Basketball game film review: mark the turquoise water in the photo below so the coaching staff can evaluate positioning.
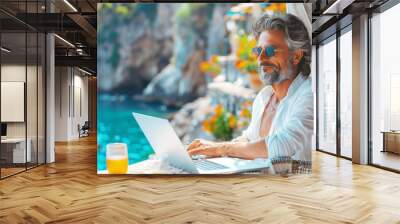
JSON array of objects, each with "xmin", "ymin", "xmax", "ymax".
[{"xmin": 97, "ymin": 95, "xmax": 177, "ymax": 171}]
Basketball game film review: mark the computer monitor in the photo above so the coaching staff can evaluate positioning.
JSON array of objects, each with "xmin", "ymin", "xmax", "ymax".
[{"xmin": 1, "ymin": 123, "xmax": 7, "ymax": 137}]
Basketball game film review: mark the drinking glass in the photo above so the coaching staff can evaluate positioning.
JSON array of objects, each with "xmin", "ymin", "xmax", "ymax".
[{"xmin": 106, "ymin": 143, "xmax": 128, "ymax": 174}]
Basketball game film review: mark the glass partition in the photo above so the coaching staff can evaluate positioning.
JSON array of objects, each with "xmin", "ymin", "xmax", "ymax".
[
  {"xmin": 0, "ymin": 1, "xmax": 46, "ymax": 179},
  {"xmin": 1, "ymin": 30, "xmax": 28, "ymax": 177}
]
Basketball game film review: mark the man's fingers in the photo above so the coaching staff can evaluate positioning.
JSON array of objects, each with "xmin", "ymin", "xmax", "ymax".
[
  {"xmin": 188, "ymin": 146, "xmax": 209, "ymax": 156},
  {"xmin": 187, "ymin": 139, "xmax": 207, "ymax": 151},
  {"xmin": 187, "ymin": 141, "xmax": 202, "ymax": 151},
  {"xmin": 188, "ymin": 145, "xmax": 217, "ymax": 156}
]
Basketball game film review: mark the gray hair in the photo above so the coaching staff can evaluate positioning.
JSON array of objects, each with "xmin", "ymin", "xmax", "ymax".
[{"xmin": 252, "ymin": 13, "xmax": 311, "ymax": 76}]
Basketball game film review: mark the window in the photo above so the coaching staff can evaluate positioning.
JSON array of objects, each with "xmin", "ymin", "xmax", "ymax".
[
  {"xmin": 371, "ymin": 2, "xmax": 400, "ymax": 171},
  {"xmin": 339, "ymin": 28, "xmax": 352, "ymax": 158},
  {"xmin": 317, "ymin": 36, "xmax": 337, "ymax": 154}
]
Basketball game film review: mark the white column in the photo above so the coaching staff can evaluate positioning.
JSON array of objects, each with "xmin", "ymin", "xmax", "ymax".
[
  {"xmin": 45, "ymin": 0, "xmax": 55, "ymax": 163},
  {"xmin": 311, "ymin": 45, "xmax": 317, "ymax": 151},
  {"xmin": 46, "ymin": 32, "xmax": 55, "ymax": 163},
  {"xmin": 352, "ymin": 14, "xmax": 369, "ymax": 164}
]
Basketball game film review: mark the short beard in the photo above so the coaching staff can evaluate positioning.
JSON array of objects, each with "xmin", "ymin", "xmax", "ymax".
[
  {"xmin": 258, "ymin": 56, "xmax": 296, "ymax": 86},
  {"xmin": 258, "ymin": 69, "xmax": 282, "ymax": 86}
]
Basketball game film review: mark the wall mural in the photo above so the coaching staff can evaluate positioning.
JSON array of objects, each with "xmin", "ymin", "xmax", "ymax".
[{"xmin": 97, "ymin": 3, "xmax": 313, "ymax": 175}]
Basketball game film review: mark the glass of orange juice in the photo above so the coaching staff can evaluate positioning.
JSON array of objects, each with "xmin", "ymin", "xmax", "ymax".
[{"xmin": 106, "ymin": 143, "xmax": 128, "ymax": 174}]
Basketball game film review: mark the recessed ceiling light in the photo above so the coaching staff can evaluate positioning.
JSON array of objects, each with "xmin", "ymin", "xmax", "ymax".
[
  {"xmin": 63, "ymin": 0, "xmax": 78, "ymax": 12},
  {"xmin": 323, "ymin": 0, "xmax": 355, "ymax": 15},
  {"xmin": 54, "ymin": 34, "xmax": 75, "ymax": 48},
  {"xmin": 78, "ymin": 67, "xmax": 92, "ymax": 76},
  {"xmin": 1, "ymin": 47, "xmax": 11, "ymax": 53}
]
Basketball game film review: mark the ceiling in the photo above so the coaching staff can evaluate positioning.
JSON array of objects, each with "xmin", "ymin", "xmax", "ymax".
[
  {"xmin": 0, "ymin": 0, "xmax": 97, "ymax": 74},
  {"xmin": 0, "ymin": 0, "xmax": 395, "ymax": 75},
  {"xmin": 311, "ymin": 0, "xmax": 390, "ymax": 44}
]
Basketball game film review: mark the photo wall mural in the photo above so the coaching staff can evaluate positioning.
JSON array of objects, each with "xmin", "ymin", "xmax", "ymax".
[{"xmin": 97, "ymin": 3, "xmax": 313, "ymax": 175}]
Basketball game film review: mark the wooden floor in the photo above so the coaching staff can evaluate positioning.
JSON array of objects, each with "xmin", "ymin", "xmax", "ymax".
[
  {"xmin": 1, "ymin": 167, "xmax": 25, "ymax": 178},
  {"xmin": 372, "ymin": 150, "xmax": 400, "ymax": 171},
  {"xmin": 1, "ymin": 135, "xmax": 400, "ymax": 223}
]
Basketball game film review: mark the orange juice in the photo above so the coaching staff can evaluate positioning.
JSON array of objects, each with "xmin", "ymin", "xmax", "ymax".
[{"xmin": 106, "ymin": 155, "xmax": 128, "ymax": 174}]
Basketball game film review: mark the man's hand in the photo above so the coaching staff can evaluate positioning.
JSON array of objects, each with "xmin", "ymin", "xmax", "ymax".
[
  {"xmin": 187, "ymin": 138, "xmax": 267, "ymax": 160},
  {"xmin": 187, "ymin": 139, "xmax": 227, "ymax": 158}
]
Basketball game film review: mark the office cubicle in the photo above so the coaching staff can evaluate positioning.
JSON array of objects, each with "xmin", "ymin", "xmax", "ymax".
[{"xmin": 0, "ymin": 1, "xmax": 46, "ymax": 179}]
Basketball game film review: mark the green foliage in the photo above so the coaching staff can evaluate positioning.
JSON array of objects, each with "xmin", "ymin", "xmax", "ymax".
[
  {"xmin": 203, "ymin": 105, "xmax": 237, "ymax": 141},
  {"xmin": 213, "ymin": 114, "xmax": 233, "ymax": 141},
  {"xmin": 98, "ymin": 3, "xmax": 113, "ymax": 11},
  {"xmin": 175, "ymin": 4, "xmax": 191, "ymax": 22},
  {"xmin": 115, "ymin": 5, "xmax": 130, "ymax": 16},
  {"xmin": 175, "ymin": 3, "xmax": 209, "ymax": 23}
]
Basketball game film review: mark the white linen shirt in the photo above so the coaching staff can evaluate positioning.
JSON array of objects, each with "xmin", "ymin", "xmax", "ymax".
[{"xmin": 241, "ymin": 73, "xmax": 313, "ymax": 162}]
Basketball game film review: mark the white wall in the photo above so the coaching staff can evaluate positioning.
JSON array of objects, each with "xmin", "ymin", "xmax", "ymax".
[
  {"xmin": 1, "ymin": 65, "xmax": 40, "ymax": 138},
  {"xmin": 1, "ymin": 64, "xmax": 46, "ymax": 164},
  {"xmin": 55, "ymin": 66, "xmax": 69, "ymax": 141},
  {"xmin": 55, "ymin": 67, "xmax": 89, "ymax": 141}
]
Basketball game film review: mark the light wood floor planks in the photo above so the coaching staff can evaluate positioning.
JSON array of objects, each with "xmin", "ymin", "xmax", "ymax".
[{"xmin": 0, "ymin": 135, "xmax": 400, "ymax": 223}]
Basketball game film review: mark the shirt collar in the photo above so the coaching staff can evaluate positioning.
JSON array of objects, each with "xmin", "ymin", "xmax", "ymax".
[
  {"xmin": 259, "ymin": 72, "xmax": 308, "ymax": 105},
  {"xmin": 287, "ymin": 72, "xmax": 308, "ymax": 97}
]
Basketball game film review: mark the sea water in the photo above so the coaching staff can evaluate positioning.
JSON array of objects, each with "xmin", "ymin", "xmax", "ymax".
[{"xmin": 97, "ymin": 94, "xmax": 177, "ymax": 171}]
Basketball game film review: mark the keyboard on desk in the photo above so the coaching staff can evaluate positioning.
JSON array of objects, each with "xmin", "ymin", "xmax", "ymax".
[{"xmin": 193, "ymin": 159, "xmax": 228, "ymax": 170}]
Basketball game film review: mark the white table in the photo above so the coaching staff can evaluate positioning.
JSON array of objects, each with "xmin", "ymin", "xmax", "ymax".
[
  {"xmin": 98, "ymin": 156, "xmax": 272, "ymax": 175},
  {"xmin": 98, "ymin": 158, "xmax": 188, "ymax": 174},
  {"xmin": 1, "ymin": 138, "xmax": 31, "ymax": 163}
]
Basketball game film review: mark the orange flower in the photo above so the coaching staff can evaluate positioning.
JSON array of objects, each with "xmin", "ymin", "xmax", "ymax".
[
  {"xmin": 235, "ymin": 60, "xmax": 246, "ymax": 69},
  {"xmin": 210, "ymin": 55, "xmax": 219, "ymax": 63},
  {"xmin": 210, "ymin": 114, "xmax": 218, "ymax": 124},
  {"xmin": 266, "ymin": 3, "xmax": 286, "ymax": 13},
  {"xmin": 239, "ymin": 108, "xmax": 251, "ymax": 118},
  {"xmin": 214, "ymin": 105, "xmax": 224, "ymax": 116},
  {"xmin": 202, "ymin": 120, "xmax": 211, "ymax": 132},
  {"xmin": 199, "ymin": 62, "xmax": 210, "ymax": 72},
  {"xmin": 277, "ymin": 3, "xmax": 286, "ymax": 12},
  {"xmin": 228, "ymin": 115, "xmax": 237, "ymax": 129}
]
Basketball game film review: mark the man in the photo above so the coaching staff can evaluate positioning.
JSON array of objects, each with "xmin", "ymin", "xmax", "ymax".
[{"xmin": 187, "ymin": 13, "xmax": 313, "ymax": 163}]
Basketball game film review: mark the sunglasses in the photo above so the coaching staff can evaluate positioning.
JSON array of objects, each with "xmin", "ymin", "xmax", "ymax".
[{"xmin": 252, "ymin": 45, "xmax": 282, "ymax": 58}]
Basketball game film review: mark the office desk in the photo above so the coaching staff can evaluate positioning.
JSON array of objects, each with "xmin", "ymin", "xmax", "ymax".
[
  {"xmin": 1, "ymin": 138, "xmax": 31, "ymax": 163},
  {"xmin": 381, "ymin": 131, "xmax": 400, "ymax": 154}
]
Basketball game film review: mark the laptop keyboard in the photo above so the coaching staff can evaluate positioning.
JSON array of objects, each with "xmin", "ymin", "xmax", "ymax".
[{"xmin": 193, "ymin": 160, "xmax": 228, "ymax": 170}]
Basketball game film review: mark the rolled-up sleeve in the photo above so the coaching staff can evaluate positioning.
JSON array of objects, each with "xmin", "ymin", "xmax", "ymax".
[{"xmin": 266, "ymin": 89, "xmax": 314, "ymax": 159}]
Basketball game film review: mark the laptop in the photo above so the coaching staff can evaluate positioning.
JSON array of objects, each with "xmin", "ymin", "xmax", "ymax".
[{"xmin": 132, "ymin": 112, "xmax": 270, "ymax": 174}]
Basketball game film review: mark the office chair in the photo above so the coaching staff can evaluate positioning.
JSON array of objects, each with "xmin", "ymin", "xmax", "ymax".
[{"xmin": 79, "ymin": 121, "xmax": 90, "ymax": 138}]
